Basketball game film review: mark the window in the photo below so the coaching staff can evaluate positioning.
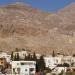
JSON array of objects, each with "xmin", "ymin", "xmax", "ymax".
[
  {"xmin": 17, "ymin": 63, "xmax": 19, "ymax": 65},
  {"xmin": 17, "ymin": 68, "xmax": 20, "ymax": 73},
  {"xmin": 21, "ymin": 63, "xmax": 24, "ymax": 65},
  {"xmin": 13, "ymin": 68, "xmax": 15, "ymax": 73},
  {"xmin": 25, "ymin": 69, "xmax": 27, "ymax": 71},
  {"xmin": 30, "ymin": 68, "xmax": 34, "ymax": 72}
]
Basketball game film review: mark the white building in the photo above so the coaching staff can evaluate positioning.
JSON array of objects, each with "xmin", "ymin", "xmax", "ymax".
[
  {"xmin": 0, "ymin": 52, "xmax": 11, "ymax": 64},
  {"xmin": 44, "ymin": 56, "xmax": 63, "ymax": 69},
  {"xmin": 13, "ymin": 49, "xmax": 28, "ymax": 59},
  {"xmin": 52, "ymin": 67, "xmax": 67, "ymax": 75},
  {"xmin": 11, "ymin": 61, "xmax": 36, "ymax": 75},
  {"xmin": 62, "ymin": 56, "xmax": 72, "ymax": 65},
  {"xmin": 71, "ymin": 57, "xmax": 75, "ymax": 66}
]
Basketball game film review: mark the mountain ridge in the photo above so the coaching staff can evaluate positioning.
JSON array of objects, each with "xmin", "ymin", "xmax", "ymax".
[{"xmin": 0, "ymin": 3, "xmax": 75, "ymax": 55}]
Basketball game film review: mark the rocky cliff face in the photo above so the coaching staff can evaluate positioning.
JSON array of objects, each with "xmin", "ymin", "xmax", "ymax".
[{"xmin": 0, "ymin": 3, "xmax": 75, "ymax": 55}]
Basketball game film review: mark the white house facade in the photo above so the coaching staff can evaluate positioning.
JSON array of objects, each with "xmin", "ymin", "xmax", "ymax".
[
  {"xmin": 62, "ymin": 56, "xmax": 72, "ymax": 65},
  {"xmin": 44, "ymin": 56, "xmax": 62, "ymax": 69},
  {"xmin": 0, "ymin": 52, "xmax": 11, "ymax": 64},
  {"xmin": 13, "ymin": 49, "xmax": 28, "ymax": 59},
  {"xmin": 11, "ymin": 61, "xmax": 36, "ymax": 75}
]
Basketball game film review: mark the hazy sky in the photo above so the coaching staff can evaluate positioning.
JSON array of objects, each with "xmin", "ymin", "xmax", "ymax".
[{"xmin": 0, "ymin": 0, "xmax": 75, "ymax": 12}]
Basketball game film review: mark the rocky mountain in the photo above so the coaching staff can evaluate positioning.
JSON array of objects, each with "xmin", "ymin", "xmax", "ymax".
[{"xmin": 0, "ymin": 2, "xmax": 75, "ymax": 55}]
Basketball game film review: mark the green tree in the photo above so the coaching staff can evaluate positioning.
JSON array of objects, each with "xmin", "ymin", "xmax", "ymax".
[
  {"xmin": 63, "ymin": 63, "xmax": 70, "ymax": 67},
  {"xmin": 30, "ymin": 55, "xmax": 33, "ymax": 61},
  {"xmin": 15, "ymin": 48, "xmax": 19, "ymax": 51},
  {"xmin": 14, "ymin": 54, "xmax": 17, "ymax": 61},
  {"xmin": 11, "ymin": 51, "xmax": 13, "ymax": 60},
  {"xmin": 33, "ymin": 52, "xmax": 37, "ymax": 61},
  {"xmin": 37, "ymin": 55, "xmax": 45, "ymax": 71},
  {"xmin": 14, "ymin": 53, "xmax": 20, "ymax": 61},
  {"xmin": 28, "ymin": 53, "xmax": 31, "ymax": 60},
  {"xmin": 24, "ymin": 54, "xmax": 28, "ymax": 61},
  {"xmin": 16, "ymin": 53, "xmax": 20, "ymax": 61},
  {"xmin": 52, "ymin": 50, "xmax": 55, "ymax": 57}
]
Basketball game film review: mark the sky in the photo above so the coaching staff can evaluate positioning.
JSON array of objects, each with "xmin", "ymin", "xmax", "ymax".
[{"xmin": 0, "ymin": 0, "xmax": 75, "ymax": 12}]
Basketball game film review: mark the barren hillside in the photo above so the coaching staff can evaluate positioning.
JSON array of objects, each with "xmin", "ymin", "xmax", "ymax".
[{"xmin": 0, "ymin": 3, "xmax": 75, "ymax": 55}]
